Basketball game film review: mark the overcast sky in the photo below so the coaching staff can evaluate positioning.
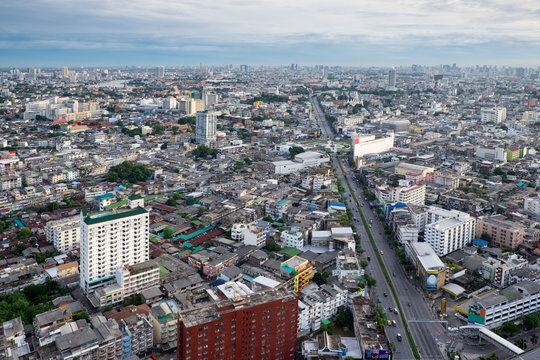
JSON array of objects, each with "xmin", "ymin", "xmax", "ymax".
[{"xmin": 1, "ymin": 0, "xmax": 539, "ymax": 66}]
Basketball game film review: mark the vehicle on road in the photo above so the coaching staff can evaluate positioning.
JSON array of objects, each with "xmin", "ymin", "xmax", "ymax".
[
  {"xmin": 397, "ymin": 333, "xmax": 402, "ymax": 342},
  {"xmin": 392, "ymin": 320, "xmax": 397, "ymax": 327},
  {"xmin": 384, "ymin": 292, "xmax": 388, "ymax": 297},
  {"xmin": 387, "ymin": 320, "xmax": 392, "ymax": 326},
  {"xmin": 407, "ymin": 303, "xmax": 411, "ymax": 307},
  {"xmin": 393, "ymin": 272, "xmax": 396, "ymax": 277},
  {"xmin": 367, "ymin": 256, "xmax": 371, "ymax": 261},
  {"xmin": 377, "ymin": 298, "xmax": 381, "ymax": 303},
  {"xmin": 380, "ymin": 250, "xmax": 383, "ymax": 255},
  {"xmin": 393, "ymin": 307, "xmax": 398, "ymax": 313}
]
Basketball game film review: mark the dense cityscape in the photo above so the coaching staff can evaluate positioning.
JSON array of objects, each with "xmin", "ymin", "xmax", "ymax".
[{"xmin": 0, "ymin": 64, "xmax": 539, "ymax": 360}]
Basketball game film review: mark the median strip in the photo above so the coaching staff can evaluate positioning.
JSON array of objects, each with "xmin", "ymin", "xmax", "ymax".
[{"xmin": 337, "ymin": 160, "xmax": 420, "ymax": 359}]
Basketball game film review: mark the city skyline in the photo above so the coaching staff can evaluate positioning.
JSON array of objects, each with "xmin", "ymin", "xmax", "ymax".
[{"xmin": 1, "ymin": 0, "xmax": 539, "ymax": 67}]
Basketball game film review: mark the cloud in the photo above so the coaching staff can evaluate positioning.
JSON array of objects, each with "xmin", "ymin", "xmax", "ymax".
[{"xmin": 0, "ymin": 0, "xmax": 539, "ymax": 64}]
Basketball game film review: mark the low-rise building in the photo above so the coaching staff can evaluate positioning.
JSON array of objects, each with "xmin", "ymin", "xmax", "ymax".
[
  {"xmin": 282, "ymin": 256, "xmax": 313, "ymax": 292},
  {"xmin": 476, "ymin": 215, "xmax": 525, "ymax": 249},
  {"xmin": 405, "ymin": 242, "xmax": 446, "ymax": 291},
  {"xmin": 45, "ymin": 215, "xmax": 80, "ymax": 253}
]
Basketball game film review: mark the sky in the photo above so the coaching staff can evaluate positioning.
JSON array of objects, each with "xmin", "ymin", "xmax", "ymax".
[{"xmin": 1, "ymin": 0, "xmax": 539, "ymax": 67}]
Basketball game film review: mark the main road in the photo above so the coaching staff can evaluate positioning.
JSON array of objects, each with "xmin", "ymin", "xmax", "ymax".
[{"xmin": 310, "ymin": 95, "xmax": 448, "ymax": 359}]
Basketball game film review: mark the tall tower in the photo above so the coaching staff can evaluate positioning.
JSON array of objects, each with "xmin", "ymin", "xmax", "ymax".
[
  {"xmin": 79, "ymin": 207, "xmax": 150, "ymax": 294},
  {"xmin": 156, "ymin": 66, "xmax": 165, "ymax": 77},
  {"xmin": 388, "ymin": 67, "xmax": 396, "ymax": 90},
  {"xmin": 195, "ymin": 110, "xmax": 217, "ymax": 146}
]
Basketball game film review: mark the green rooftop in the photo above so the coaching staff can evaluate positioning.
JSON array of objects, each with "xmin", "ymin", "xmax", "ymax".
[
  {"xmin": 278, "ymin": 247, "xmax": 302, "ymax": 258},
  {"xmin": 84, "ymin": 207, "xmax": 148, "ymax": 225},
  {"xmin": 159, "ymin": 265, "xmax": 170, "ymax": 275},
  {"xmin": 105, "ymin": 199, "xmax": 128, "ymax": 210}
]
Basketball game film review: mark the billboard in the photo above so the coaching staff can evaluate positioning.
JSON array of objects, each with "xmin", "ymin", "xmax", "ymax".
[
  {"xmin": 426, "ymin": 272, "xmax": 438, "ymax": 291},
  {"xmin": 365, "ymin": 349, "xmax": 391, "ymax": 359}
]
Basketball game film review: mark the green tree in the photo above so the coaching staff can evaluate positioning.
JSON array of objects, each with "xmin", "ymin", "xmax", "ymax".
[
  {"xmin": 359, "ymin": 260, "xmax": 369, "ymax": 268},
  {"xmin": 265, "ymin": 240, "xmax": 281, "ymax": 252},
  {"xmin": 105, "ymin": 161, "xmax": 151, "ymax": 183},
  {"xmin": 289, "ymin": 146, "xmax": 305, "ymax": 159},
  {"xmin": 335, "ymin": 309, "xmax": 353, "ymax": 328},
  {"xmin": 503, "ymin": 321, "xmax": 520, "ymax": 334},
  {"xmin": 165, "ymin": 198, "xmax": 177, "ymax": 207},
  {"xmin": 163, "ymin": 227, "xmax": 174, "ymax": 239},
  {"xmin": 515, "ymin": 338, "xmax": 527, "ymax": 350},
  {"xmin": 72, "ymin": 311, "xmax": 89, "ymax": 321},
  {"xmin": 192, "ymin": 145, "xmax": 217, "ymax": 158},
  {"xmin": 16, "ymin": 227, "xmax": 32, "ymax": 240},
  {"xmin": 313, "ymin": 272, "xmax": 329, "ymax": 286},
  {"xmin": 153, "ymin": 124, "xmax": 165, "ymax": 135}
]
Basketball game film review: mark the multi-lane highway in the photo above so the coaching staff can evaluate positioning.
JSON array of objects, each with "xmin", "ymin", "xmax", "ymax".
[{"xmin": 310, "ymin": 95, "xmax": 447, "ymax": 359}]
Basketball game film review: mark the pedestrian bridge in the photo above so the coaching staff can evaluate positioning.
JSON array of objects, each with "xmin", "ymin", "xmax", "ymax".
[{"xmin": 456, "ymin": 325, "xmax": 524, "ymax": 355}]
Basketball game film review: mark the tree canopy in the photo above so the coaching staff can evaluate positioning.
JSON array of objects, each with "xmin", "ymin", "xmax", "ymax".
[
  {"xmin": 193, "ymin": 145, "xmax": 217, "ymax": 159},
  {"xmin": 105, "ymin": 161, "xmax": 151, "ymax": 183}
]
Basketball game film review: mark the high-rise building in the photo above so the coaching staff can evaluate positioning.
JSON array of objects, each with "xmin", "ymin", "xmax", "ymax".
[
  {"xmin": 62, "ymin": 66, "xmax": 69, "ymax": 77},
  {"xmin": 80, "ymin": 204, "xmax": 149, "ymax": 294},
  {"xmin": 424, "ymin": 209, "xmax": 476, "ymax": 256},
  {"xmin": 195, "ymin": 110, "xmax": 217, "ymax": 146},
  {"xmin": 177, "ymin": 287, "xmax": 298, "ymax": 360},
  {"xmin": 480, "ymin": 107, "xmax": 507, "ymax": 123},
  {"xmin": 157, "ymin": 66, "xmax": 165, "ymax": 77},
  {"xmin": 388, "ymin": 67, "xmax": 396, "ymax": 90}
]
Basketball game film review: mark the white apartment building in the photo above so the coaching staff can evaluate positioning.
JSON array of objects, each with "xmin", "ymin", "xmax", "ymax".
[
  {"xmin": 425, "ymin": 210, "xmax": 476, "ymax": 256},
  {"xmin": 195, "ymin": 110, "xmax": 217, "ymax": 146},
  {"xmin": 298, "ymin": 284, "xmax": 348, "ymax": 333},
  {"xmin": 481, "ymin": 107, "xmax": 507, "ymax": 123},
  {"xmin": 281, "ymin": 229, "xmax": 304, "ymax": 250},
  {"xmin": 45, "ymin": 215, "xmax": 80, "ymax": 253},
  {"xmin": 377, "ymin": 182, "xmax": 426, "ymax": 206},
  {"xmin": 0, "ymin": 174, "xmax": 21, "ymax": 191},
  {"xmin": 524, "ymin": 197, "xmax": 540, "ymax": 216},
  {"xmin": 80, "ymin": 206, "xmax": 150, "ymax": 294},
  {"xmin": 93, "ymin": 260, "xmax": 160, "ymax": 307},
  {"xmin": 468, "ymin": 281, "xmax": 540, "ymax": 328},
  {"xmin": 351, "ymin": 132, "xmax": 394, "ymax": 169},
  {"xmin": 397, "ymin": 225, "xmax": 419, "ymax": 244},
  {"xmin": 426, "ymin": 206, "xmax": 469, "ymax": 225},
  {"xmin": 231, "ymin": 223, "xmax": 247, "ymax": 240},
  {"xmin": 476, "ymin": 146, "xmax": 506, "ymax": 162},
  {"xmin": 243, "ymin": 225, "xmax": 267, "ymax": 248}
]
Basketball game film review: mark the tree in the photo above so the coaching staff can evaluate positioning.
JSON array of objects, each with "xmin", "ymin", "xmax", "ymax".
[
  {"xmin": 165, "ymin": 198, "xmax": 177, "ymax": 207},
  {"xmin": 172, "ymin": 125, "xmax": 180, "ymax": 134},
  {"xmin": 502, "ymin": 321, "xmax": 520, "ymax": 334},
  {"xmin": 480, "ymin": 233, "xmax": 491, "ymax": 242},
  {"xmin": 523, "ymin": 313, "xmax": 540, "ymax": 330},
  {"xmin": 375, "ymin": 168, "xmax": 384, "ymax": 177},
  {"xmin": 530, "ymin": 334, "xmax": 538, "ymax": 345},
  {"xmin": 359, "ymin": 260, "xmax": 369, "ymax": 268},
  {"xmin": 153, "ymin": 124, "xmax": 165, "ymax": 135},
  {"xmin": 192, "ymin": 145, "xmax": 217, "ymax": 159},
  {"xmin": 289, "ymin": 146, "xmax": 305, "ymax": 159},
  {"xmin": 163, "ymin": 227, "xmax": 174, "ymax": 239},
  {"xmin": 72, "ymin": 311, "xmax": 89, "ymax": 321},
  {"xmin": 106, "ymin": 161, "xmax": 151, "ymax": 183},
  {"xmin": 364, "ymin": 274, "xmax": 377, "ymax": 287},
  {"xmin": 265, "ymin": 240, "xmax": 281, "ymax": 252},
  {"xmin": 15, "ymin": 227, "xmax": 32, "ymax": 240},
  {"xmin": 237, "ymin": 128, "xmax": 251, "ymax": 139},
  {"xmin": 335, "ymin": 309, "xmax": 353, "ymax": 328},
  {"xmin": 515, "ymin": 338, "xmax": 527, "ymax": 350},
  {"xmin": 313, "ymin": 272, "xmax": 328, "ymax": 285}
]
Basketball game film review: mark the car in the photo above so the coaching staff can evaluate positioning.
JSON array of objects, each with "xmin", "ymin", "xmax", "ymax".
[
  {"xmin": 367, "ymin": 256, "xmax": 371, "ymax": 261},
  {"xmin": 393, "ymin": 272, "xmax": 396, "ymax": 277},
  {"xmin": 397, "ymin": 333, "xmax": 402, "ymax": 341},
  {"xmin": 407, "ymin": 303, "xmax": 411, "ymax": 307},
  {"xmin": 383, "ymin": 292, "xmax": 388, "ymax": 297},
  {"xmin": 392, "ymin": 320, "xmax": 397, "ymax": 327},
  {"xmin": 394, "ymin": 307, "xmax": 398, "ymax": 313},
  {"xmin": 377, "ymin": 298, "xmax": 381, "ymax": 303},
  {"xmin": 387, "ymin": 320, "xmax": 392, "ymax": 326},
  {"xmin": 380, "ymin": 250, "xmax": 383, "ymax": 255}
]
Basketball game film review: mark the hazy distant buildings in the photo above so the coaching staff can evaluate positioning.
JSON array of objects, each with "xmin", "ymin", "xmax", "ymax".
[
  {"xmin": 156, "ymin": 66, "xmax": 165, "ymax": 78},
  {"xmin": 195, "ymin": 110, "xmax": 217, "ymax": 146},
  {"xmin": 387, "ymin": 67, "xmax": 396, "ymax": 90}
]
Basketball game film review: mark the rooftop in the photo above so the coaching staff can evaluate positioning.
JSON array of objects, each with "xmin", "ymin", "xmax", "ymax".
[{"xmin": 83, "ymin": 206, "xmax": 148, "ymax": 225}]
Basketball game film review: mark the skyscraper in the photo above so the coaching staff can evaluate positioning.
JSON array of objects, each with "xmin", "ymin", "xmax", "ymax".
[
  {"xmin": 156, "ymin": 66, "xmax": 165, "ymax": 77},
  {"xmin": 79, "ymin": 200, "xmax": 149, "ymax": 294},
  {"xmin": 195, "ymin": 110, "xmax": 217, "ymax": 146},
  {"xmin": 388, "ymin": 67, "xmax": 396, "ymax": 90}
]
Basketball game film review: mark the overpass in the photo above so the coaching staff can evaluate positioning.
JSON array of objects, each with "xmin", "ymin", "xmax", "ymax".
[{"xmin": 455, "ymin": 325, "xmax": 524, "ymax": 356}]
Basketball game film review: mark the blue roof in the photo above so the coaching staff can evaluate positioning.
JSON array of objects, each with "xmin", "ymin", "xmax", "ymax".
[
  {"xmin": 388, "ymin": 202, "xmax": 407, "ymax": 211},
  {"xmin": 210, "ymin": 279, "xmax": 226, "ymax": 287},
  {"xmin": 328, "ymin": 203, "xmax": 346, "ymax": 207},
  {"xmin": 114, "ymin": 186, "xmax": 126, "ymax": 190},
  {"xmin": 472, "ymin": 238, "xmax": 489, "ymax": 247},
  {"xmin": 277, "ymin": 199, "xmax": 291, "ymax": 207},
  {"xmin": 94, "ymin": 193, "xmax": 115, "ymax": 200}
]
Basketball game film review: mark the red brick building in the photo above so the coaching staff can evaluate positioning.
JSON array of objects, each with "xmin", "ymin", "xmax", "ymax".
[{"xmin": 177, "ymin": 287, "xmax": 298, "ymax": 360}]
